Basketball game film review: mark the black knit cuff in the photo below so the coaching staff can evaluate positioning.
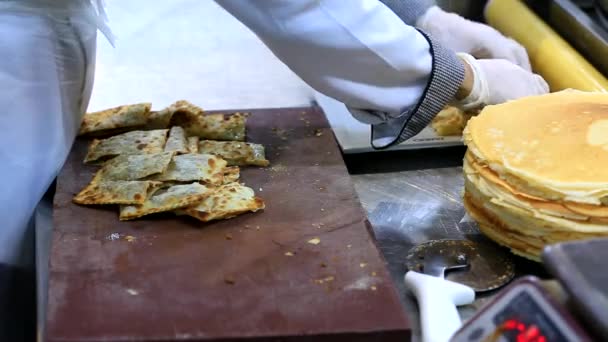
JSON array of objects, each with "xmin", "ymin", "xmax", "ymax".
[
  {"xmin": 379, "ymin": 0, "xmax": 436, "ymax": 25},
  {"xmin": 370, "ymin": 30, "xmax": 465, "ymax": 149}
]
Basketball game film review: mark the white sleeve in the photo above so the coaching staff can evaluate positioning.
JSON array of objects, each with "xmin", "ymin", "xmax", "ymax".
[
  {"xmin": 214, "ymin": 0, "xmax": 465, "ymax": 149},
  {"xmin": 214, "ymin": 0, "xmax": 432, "ymax": 120}
]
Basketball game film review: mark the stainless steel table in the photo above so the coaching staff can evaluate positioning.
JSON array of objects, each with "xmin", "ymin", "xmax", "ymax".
[{"xmin": 345, "ymin": 147, "xmax": 546, "ymax": 340}]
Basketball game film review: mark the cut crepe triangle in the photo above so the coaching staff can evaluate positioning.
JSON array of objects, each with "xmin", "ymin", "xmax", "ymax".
[
  {"xmin": 198, "ymin": 140, "xmax": 269, "ymax": 167},
  {"xmin": 223, "ymin": 166, "xmax": 240, "ymax": 184},
  {"xmin": 79, "ymin": 102, "xmax": 151, "ymax": 136},
  {"xmin": 164, "ymin": 126, "xmax": 189, "ymax": 154},
  {"xmin": 187, "ymin": 136, "xmax": 199, "ymax": 153},
  {"xmin": 119, "ymin": 183, "xmax": 211, "ymax": 220},
  {"xmin": 84, "ymin": 129, "xmax": 168, "ymax": 164},
  {"xmin": 73, "ymin": 179, "xmax": 163, "ymax": 205},
  {"xmin": 146, "ymin": 100, "xmax": 247, "ymax": 141},
  {"xmin": 149, "ymin": 153, "xmax": 227, "ymax": 185},
  {"xmin": 96, "ymin": 152, "xmax": 174, "ymax": 181},
  {"xmin": 179, "ymin": 183, "xmax": 265, "ymax": 222}
]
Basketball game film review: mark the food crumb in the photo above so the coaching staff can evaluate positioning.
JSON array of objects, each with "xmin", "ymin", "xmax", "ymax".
[
  {"xmin": 255, "ymin": 226, "xmax": 260, "ymax": 230},
  {"xmin": 320, "ymin": 208, "xmax": 325, "ymax": 212},
  {"xmin": 371, "ymin": 286, "xmax": 377, "ymax": 291},
  {"xmin": 314, "ymin": 276, "xmax": 335, "ymax": 284},
  {"xmin": 371, "ymin": 272, "xmax": 377, "ymax": 276},
  {"xmin": 285, "ymin": 252, "xmax": 294, "ymax": 256},
  {"xmin": 107, "ymin": 233, "xmax": 120, "ymax": 241},
  {"xmin": 125, "ymin": 235, "xmax": 136, "ymax": 242},
  {"xmin": 347, "ymin": 244, "xmax": 352, "ymax": 249},
  {"xmin": 315, "ymin": 129, "xmax": 323, "ymax": 137},
  {"xmin": 225, "ymin": 234, "xmax": 233, "ymax": 240},
  {"xmin": 224, "ymin": 276, "xmax": 235, "ymax": 285},
  {"xmin": 308, "ymin": 237, "xmax": 321, "ymax": 245},
  {"xmin": 360, "ymin": 263, "xmax": 367, "ymax": 268},
  {"xmin": 320, "ymin": 263, "xmax": 327, "ymax": 268},
  {"xmin": 126, "ymin": 289, "xmax": 139, "ymax": 296},
  {"xmin": 259, "ymin": 187, "xmax": 263, "ymax": 192}
]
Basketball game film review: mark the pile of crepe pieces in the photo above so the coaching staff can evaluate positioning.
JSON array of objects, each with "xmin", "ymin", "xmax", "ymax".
[
  {"xmin": 463, "ymin": 90, "xmax": 608, "ymax": 261},
  {"xmin": 73, "ymin": 100, "xmax": 267, "ymax": 222},
  {"xmin": 431, "ymin": 105, "xmax": 477, "ymax": 136}
]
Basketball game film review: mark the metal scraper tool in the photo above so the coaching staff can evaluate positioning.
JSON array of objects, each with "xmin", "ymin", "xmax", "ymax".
[{"xmin": 404, "ymin": 239, "xmax": 515, "ymax": 342}]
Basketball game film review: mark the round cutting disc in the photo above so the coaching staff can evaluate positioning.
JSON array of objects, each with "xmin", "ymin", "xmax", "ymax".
[{"xmin": 405, "ymin": 239, "xmax": 515, "ymax": 292}]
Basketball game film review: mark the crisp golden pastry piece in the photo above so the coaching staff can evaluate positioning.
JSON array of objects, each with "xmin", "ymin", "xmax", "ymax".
[
  {"xmin": 150, "ymin": 154, "xmax": 227, "ymax": 185},
  {"xmin": 431, "ymin": 106, "xmax": 474, "ymax": 136},
  {"xmin": 179, "ymin": 183, "xmax": 265, "ymax": 222},
  {"xmin": 96, "ymin": 152, "xmax": 174, "ymax": 181},
  {"xmin": 198, "ymin": 140, "xmax": 269, "ymax": 167},
  {"xmin": 119, "ymin": 183, "xmax": 211, "ymax": 220},
  {"xmin": 164, "ymin": 126, "xmax": 188, "ymax": 154},
  {"xmin": 223, "ymin": 166, "xmax": 240, "ymax": 184},
  {"xmin": 187, "ymin": 136, "xmax": 199, "ymax": 154},
  {"xmin": 147, "ymin": 100, "xmax": 247, "ymax": 141},
  {"xmin": 79, "ymin": 103, "xmax": 151, "ymax": 136},
  {"xmin": 73, "ymin": 179, "xmax": 162, "ymax": 205},
  {"xmin": 84, "ymin": 129, "xmax": 168, "ymax": 164}
]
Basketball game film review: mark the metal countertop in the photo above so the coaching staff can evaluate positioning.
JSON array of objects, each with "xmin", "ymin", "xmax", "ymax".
[{"xmin": 345, "ymin": 146, "xmax": 546, "ymax": 339}]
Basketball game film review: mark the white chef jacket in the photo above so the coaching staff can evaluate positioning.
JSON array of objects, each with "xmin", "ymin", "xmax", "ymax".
[
  {"xmin": 215, "ymin": 0, "xmax": 432, "ymax": 120},
  {"xmin": 214, "ymin": 0, "xmax": 464, "ymax": 149},
  {"xmin": 0, "ymin": 1, "xmax": 102, "ymax": 267}
]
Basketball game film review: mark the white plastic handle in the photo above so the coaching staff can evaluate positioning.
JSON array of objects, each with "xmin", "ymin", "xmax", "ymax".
[{"xmin": 404, "ymin": 271, "xmax": 476, "ymax": 342}]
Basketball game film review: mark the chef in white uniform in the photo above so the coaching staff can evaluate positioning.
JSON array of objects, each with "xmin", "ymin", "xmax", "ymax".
[
  {"xmin": 214, "ymin": 0, "xmax": 548, "ymax": 148},
  {"xmin": 0, "ymin": 0, "xmax": 547, "ymax": 338}
]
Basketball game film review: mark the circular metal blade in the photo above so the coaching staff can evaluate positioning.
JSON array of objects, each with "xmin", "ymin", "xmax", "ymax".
[{"xmin": 405, "ymin": 239, "xmax": 515, "ymax": 292}]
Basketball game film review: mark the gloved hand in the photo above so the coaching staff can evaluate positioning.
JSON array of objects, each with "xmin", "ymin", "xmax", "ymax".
[
  {"xmin": 417, "ymin": 6, "xmax": 532, "ymax": 71},
  {"xmin": 454, "ymin": 53, "xmax": 549, "ymax": 110}
]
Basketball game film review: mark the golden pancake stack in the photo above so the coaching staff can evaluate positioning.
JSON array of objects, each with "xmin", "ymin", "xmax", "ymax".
[{"xmin": 463, "ymin": 90, "xmax": 608, "ymax": 261}]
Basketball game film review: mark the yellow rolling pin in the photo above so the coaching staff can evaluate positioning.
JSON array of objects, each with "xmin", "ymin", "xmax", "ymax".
[{"xmin": 485, "ymin": 0, "xmax": 608, "ymax": 92}]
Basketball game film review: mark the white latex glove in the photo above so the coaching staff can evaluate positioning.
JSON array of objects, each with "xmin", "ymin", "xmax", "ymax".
[
  {"xmin": 455, "ymin": 53, "xmax": 549, "ymax": 110},
  {"xmin": 417, "ymin": 6, "xmax": 532, "ymax": 71}
]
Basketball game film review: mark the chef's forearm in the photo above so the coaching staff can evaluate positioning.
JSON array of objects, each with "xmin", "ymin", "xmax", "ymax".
[
  {"xmin": 215, "ymin": 0, "xmax": 433, "ymax": 116},
  {"xmin": 215, "ymin": 0, "xmax": 464, "ymax": 148}
]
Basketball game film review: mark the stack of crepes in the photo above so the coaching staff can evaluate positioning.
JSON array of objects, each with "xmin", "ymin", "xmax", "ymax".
[{"xmin": 463, "ymin": 90, "xmax": 608, "ymax": 261}]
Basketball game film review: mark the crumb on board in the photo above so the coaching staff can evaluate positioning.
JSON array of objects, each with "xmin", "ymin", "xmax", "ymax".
[
  {"xmin": 320, "ymin": 208, "xmax": 325, "ymax": 212},
  {"xmin": 285, "ymin": 252, "xmax": 294, "ymax": 257},
  {"xmin": 307, "ymin": 237, "xmax": 321, "ymax": 245},
  {"xmin": 347, "ymin": 244, "xmax": 352, "ymax": 249},
  {"xmin": 320, "ymin": 263, "xmax": 328, "ymax": 268},
  {"xmin": 126, "ymin": 289, "xmax": 139, "ymax": 296},
  {"xmin": 315, "ymin": 129, "xmax": 323, "ymax": 137},
  {"xmin": 371, "ymin": 272, "xmax": 377, "ymax": 277},
  {"xmin": 371, "ymin": 286, "xmax": 377, "ymax": 291},
  {"xmin": 360, "ymin": 263, "xmax": 367, "ymax": 268},
  {"xmin": 125, "ymin": 235, "xmax": 136, "ymax": 242},
  {"xmin": 224, "ymin": 276, "xmax": 235, "ymax": 285},
  {"xmin": 225, "ymin": 234, "xmax": 233, "ymax": 240},
  {"xmin": 256, "ymin": 226, "xmax": 260, "ymax": 230},
  {"xmin": 107, "ymin": 233, "xmax": 120, "ymax": 241},
  {"xmin": 314, "ymin": 276, "xmax": 335, "ymax": 284}
]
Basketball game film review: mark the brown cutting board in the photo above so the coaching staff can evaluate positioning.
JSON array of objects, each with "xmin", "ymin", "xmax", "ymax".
[{"xmin": 47, "ymin": 107, "xmax": 410, "ymax": 341}]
